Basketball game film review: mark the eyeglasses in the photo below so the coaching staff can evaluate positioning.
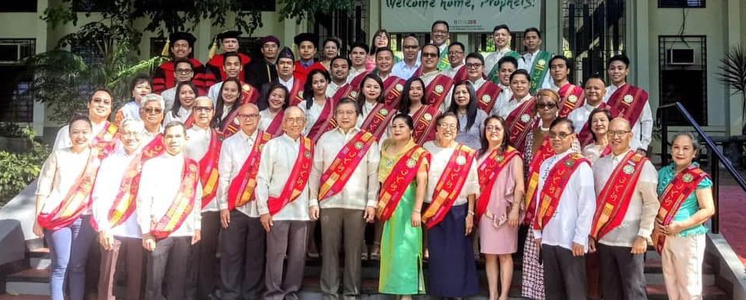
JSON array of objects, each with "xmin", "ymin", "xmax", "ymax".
[
  {"xmin": 485, "ymin": 125, "xmax": 501, "ymax": 132},
  {"xmin": 438, "ymin": 123, "xmax": 458, "ymax": 130},
  {"xmin": 422, "ymin": 52, "xmax": 438, "ymax": 58},
  {"xmin": 607, "ymin": 130, "xmax": 631, "ymax": 137},
  {"xmin": 120, "ymin": 131, "xmax": 140, "ymax": 137},
  {"xmin": 404, "ymin": 45, "xmax": 419, "ymax": 50},
  {"xmin": 175, "ymin": 69, "xmax": 194, "ymax": 74},
  {"xmin": 548, "ymin": 131, "xmax": 572, "ymax": 139},
  {"xmin": 284, "ymin": 117, "xmax": 305, "ymax": 124},
  {"xmin": 238, "ymin": 113, "xmax": 260, "ymax": 119},
  {"xmin": 448, "ymin": 51, "xmax": 464, "ymax": 55},
  {"xmin": 537, "ymin": 102, "xmax": 557, "ymax": 109},
  {"xmin": 193, "ymin": 106, "xmax": 213, "ymax": 112},
  {"xmin": 466, "ymin": 63, "xmax": 483, "ymax": 69},
  {"xmin": 335, "ymin": 110, "xmax": 357, "ymax": 116},
  {"xmin": 143, "ymin": 107, "xmax": 163, "ymax": 114}
]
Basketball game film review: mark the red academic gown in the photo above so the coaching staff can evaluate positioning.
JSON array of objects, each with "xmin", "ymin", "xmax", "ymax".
[
  {"xmin": 152, "ymin": 58, "xmax": 212, "ymax": 95},
  {"xmin": 293, "ymin": 60, "xmax": 326, "ymax": 83},
  {"xmin": 205, "ymin": 52, "xmax": 252, "ymax": 83}
]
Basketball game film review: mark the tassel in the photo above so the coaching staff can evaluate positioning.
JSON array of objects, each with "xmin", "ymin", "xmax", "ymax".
[
  {"xmin": 161, "ymin": 39, "xmax": 170, "ymax": 57},
  {"xmin": 208, "ymin": 37, "xmax": 218, "ymax": 59}
]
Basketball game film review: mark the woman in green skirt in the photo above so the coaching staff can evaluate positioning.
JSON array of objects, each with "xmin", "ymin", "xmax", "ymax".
[{"xmin": 376, "ymin": 113, "xmax": 429, "ymax": 299}]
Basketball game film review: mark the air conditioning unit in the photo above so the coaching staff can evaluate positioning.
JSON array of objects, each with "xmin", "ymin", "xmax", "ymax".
[
  {"xmin": 666, "ymin": 48, "xmax": 695, "ymax": 65},
  {"xmin": 0, "ymin": 43, "xmax": 23, "ymax": 62}
]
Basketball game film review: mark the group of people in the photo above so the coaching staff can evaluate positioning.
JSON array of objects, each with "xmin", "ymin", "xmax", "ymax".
[{"xmin": 32, "ymin": 20, "xmax": 715, "ymax": 300}]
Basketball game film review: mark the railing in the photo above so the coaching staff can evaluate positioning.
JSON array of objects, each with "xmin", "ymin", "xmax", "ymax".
[{"xmin": 657, "ymin": 102, "xmax": 746, "ymax": 234}]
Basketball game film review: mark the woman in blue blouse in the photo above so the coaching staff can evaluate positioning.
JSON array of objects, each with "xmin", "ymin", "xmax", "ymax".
[{"xmin": 654, "ymin": 132, "xmax": 715, "ymax": 300}]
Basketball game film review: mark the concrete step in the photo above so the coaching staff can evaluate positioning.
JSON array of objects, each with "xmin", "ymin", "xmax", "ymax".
[{"xmin": 27, "ymin": 248, "xmax": 49, "ymax": 270}]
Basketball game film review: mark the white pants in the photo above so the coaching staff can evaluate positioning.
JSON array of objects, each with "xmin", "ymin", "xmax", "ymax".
[{"xmin": 661, "ymin": 234, "xmax": 706, "ymax": 300}]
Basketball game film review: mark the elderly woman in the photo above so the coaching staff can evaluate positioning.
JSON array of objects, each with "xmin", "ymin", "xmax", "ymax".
[
  {"xmin": 447, "ymin": 81, "xmax": 487, "ymax": 150},
  {"xmin": 320, "ymin": 37, "xmax": 341, "ymax": 70},
  {"xmin": 139, "ymin": 94, "xmax": 166, "ymax": 143},
  {"xmin": 164, "ymin": 81, "xmax": 198, "ymax": 124},
  {"xmin": 581, "ymin": 108, "xmax": 613, "ymax": 164},
  {"xmin": 259, "ymin": 83, "xmax": 290, "ymax": 136},
  {"xmin": 422, "ymin": 112, "xmax": 480, "ymax": 298},
  {"xmin": 34, "ymin": 114, "xmax": 99, "ymax": 300},
  {"xmin": 115, "ymin": 74, "xmax": 152, "ymax": 124},
  {"xmin": 654, "ymin": 132, "xmax": 715, "ymax": 300}
]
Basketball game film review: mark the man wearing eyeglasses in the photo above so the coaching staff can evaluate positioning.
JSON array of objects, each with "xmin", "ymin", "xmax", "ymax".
[
  {"xmin": 139, "ymin": 94, "xmax": 166, "ymax": 144},
  {"xmin": 443, "ymin": 42, "xmax": 467, "ymax": 82},
  {"xmin": 217, "ymin": 103, "xmax": 271, "ymax": 300},
  {"xmin": 548, "ymin": 55, "xmax": 586, "ymax": 118},
  {"xmin": 392, "ymin": 35, "xmax": 421, "ymax": 80},
  {"xmin": 418, "ymin": 43, "xmax": 454, "ymax": 112},
  {"xmin": 532, "ymin": 117, "xmax": 595, "ymax": 300},
  {"xmin": 152, "ymin": 32, "xmax": 209, "ymax": 95},
  {"xmin": 462, "ymin": 53, "xmax": 502, "ymax": 115},
  {"xmin": 182, "ymin": 96, "xmax": 223, "ymax": 300},
  {"xmin": 429, "ymin": 20, "xmax": 451, "ymax": 71},
  {"xmin": 161, "ymin": 59, "xmax": 199, "ymax": 112},
  {"xmin": 589, "ymin": 117, "xmax": 659, "ymax": 300}
]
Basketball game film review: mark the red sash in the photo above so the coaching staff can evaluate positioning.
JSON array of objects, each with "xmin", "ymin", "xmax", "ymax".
[
  {"xmin": 475, "ymin": 81, "xmax": 502, "ymax": 114},
  {"xmin": 265, "ymin": 110, "xmax": 285, "ymax": 137},
  {"xmin": 267, "ymin": 137, "xmax": 314, "ymax": 215},
  {"xmin": 422, "ymin": 145, "xmax": 477, "ymax": 229},
  {"xmin": 306, "ymin": 99, "xmax": 337, "ymax": 144},
  {"xmin": 557, "ymin": 83, "xmax": 586, "ymax": 118},
  {"xmin": 199, "ymin": 130, "xmax": 222, "ymax": 209},
  {"xmin": 220, "ymin": 96, "xmax": 252, "ymax": 139},
  {"xmin": 104, "ymin": 135, "xmax": 166, "ymax": 229},
  {"xmin": 533, "ymin": 153, "xmax": 590, "ymax": 230},
  {"xmin": 577, "ymin": 102, "xmax": 611, "ymax": 146},
  {"xmin": 150, "ymin": 159, "xmax": 200, "ymax": 239},
  {"xmin": 606, "ymin": 84, "xmax": 649, "ymax": 128},
  {"xmin": 523, "ymin": 136, "xmax": 555, "ymax": 224},
  {"xmin": 346, "ymin": 71, "xmax": 371, "ymax": 99},
  {"xmin": 652, "ymin": 165, "xmax": 709, "ymax": 253},
  {"xmin": 361, "ymin": 103, "xmax": 397, "ymax": 141},
  {"xmin": 382, "ymin": 76, "xmax": 406, "ymax": 107},
  {"xmin": 183, "ymin": 113, "xmax": 195, "ymax": 128},
  {"xmin": 452, "ymin": 66, "xmax": 468, "ymax": 83},
  {"xmin": 424, "ymin": 74, "xmax": 454, "ymax": 108},
  {"xmin": 289, "ymin": 79, "xmax": 305, "ymax": 106},
  {"xmin": 411, "ymin": 105, "xmax": 440, "ymax": 145},
  {"xmin": 226, "ymin": 131, "xmax": 273, "ymax": 211},
  {"xmin": 332, "ymin": 84, "xmax": 353, "ymax": 103},
  {"xmin": 505, "ymin": 97, "xmax": 537, "ymax": 152},
  {"xmin": 590, "ymin": 151, "xmax": 648, "ymax": 239},
  {"xmin": 37, "ymin": 149, "xmax": 102, "ymax": 231},
  {"xmin": 93, "ymin": 122, "xmax": 118, "ymax": 158},
  {"xmin": 241, "ymin": 82, "xmax": 261, "ymax": 104},
  {"xmin": 376, "ymin": 144, "xmax": 430, "ymax": 221},
  {"xmin": 318, "ymin": 130, "xmax": 377, "ymax": 200},
  {"xmin": 476, "ymin": 147, "xmax": 520, "ymax": 221}
]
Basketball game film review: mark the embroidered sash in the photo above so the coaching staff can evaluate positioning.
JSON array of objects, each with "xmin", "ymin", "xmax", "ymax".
[
  {"xmin": 37, "ymin": 149, "xmax": 102, "ymax": 231},
  {"xmin": 606, "ymin": 84, "xmax": 649, "ymax": 129},
  {"xmin": 523, "ymin": 136, "xmax": 554, "ymax": 224},
  {"xmin": 382, "ymin": 76, "xmax": 406, "ymax": 107},
  {"xmin": 267, "ymin": 137, "xmax": 314, "ymax": 215},
  {"xmin": 652, "ymin": 165, "xmax": 709, "ymax": 253},
  {"xmin": 475, "ymin": 81, "xmax": 503, "ymax": 114},
  {"xmin": 227, "ymin": 131, "xmax": 273, "ymax": 210},
  {"xmin": 528, "ymin": 51, "xmax": 553, "ymax": 95},
  {"xmin": 361, "ymin": 103, "xmax": 396, "ymax": 141},
  {"xmin": 452, "ymin": 66, "xmax": 468, "ymax": 83},
  {"xmin": 346, "ymin": 71, "xmax": 371, "ymax": 100},
  {"xmin": 533, "ymin": 153, "xmax": 589, "ymax": 230},
  {"xmin": 476, "ymin": 147, "xmax": 520, "ymax": 221},
  {"xmin": 105, "ymin": 135, "xmax": 166, "ymax": 229},
  {"xmin": 425, "ymin": 74, "xmax": 454, "ymax": 109},
  {"xmin": 557, "ymin": 83, "xmax": 586, "ymax": 118},
  {"xmin": 265, "ymin": 110, "xmax": 285, "ymax": 137},
  {"xmin": 150, "ymin": 159, "xmax": 200, "ymax": 239},
  {"xmin": 486, "ymin": 51, "xmax": 521, "ymax": 84},
  {"xmin": 422, "ymin": 145, "xmax": 477, "ymax": 228},
  {"xmin": 318, "ymin": 131, "xmax": 376, "ymax": 200},
  {"xmin": 332, "ymin": 84, "xmax": 353, "ymax": 103},
  {"xmin": 505, "ymin": 97, "xmax": 537, "ymax": 151},
  {"xmin": 307, "ymin": 99, "xmax": 337, "ymax": 144},
  {"xmin": 577, "ymin": 102, "xmax": 611, "ymax": 147},
  {"xmin": 412, "ymin": 105, "xmax": 440, "ymax": 145},
  {"xmin": 437, "ymin": 49, "xmax": 449, "ymax": 71},
  {"xmin": 590, "ymin": 151, "xmax": 648, "ymax": 239},
  {"xmin": 199, "ymin": 129, "xmax": 222, "ymax": 209},
  {"xmin": 377, "ymin": 145, "xmax": 430, "ymax": 221},
  {"xmin": 241, "ymin": 82, "xmax": 260, "ymax": 104},
  {"xmin": 93, "ymin": 122, "xmax": 118, "ymax": 158},
  {"xmin": 289, "ymin": 79, "xmax": 305, "ymax": 106}
]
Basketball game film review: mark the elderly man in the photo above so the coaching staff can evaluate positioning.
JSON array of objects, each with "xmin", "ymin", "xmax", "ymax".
[
  {"xmin": 138, "ymin": 121, "xmax": 203, "ymax": 300},
  {"xmin": 139, "ymin": 94, "xmax": 166, "ymax": 143},
  {"xmin": 218, "ymin": 103, "xmax": 272, "ymax": 300},
  {"xmin": 257, "ymin": 106, "xmax": 318, "ymax": 300}
]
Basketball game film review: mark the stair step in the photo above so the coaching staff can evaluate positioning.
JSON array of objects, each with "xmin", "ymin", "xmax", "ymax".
[
  {"xmin": 646, "ymin": 284, "xmax": 729, "ymax": 300},
  {"xmin": 0, "ymin": 295, "xmax": 48, "ymax": 300}
]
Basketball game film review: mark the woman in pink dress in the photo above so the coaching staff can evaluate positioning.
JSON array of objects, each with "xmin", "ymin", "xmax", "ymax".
[
  {"xmin": 367, "ymin": 29, "xmax": 392, "ymax": 71},
  {"xmin": 477, "ymin": 115, "xmax": 524, "ymax": 300}
]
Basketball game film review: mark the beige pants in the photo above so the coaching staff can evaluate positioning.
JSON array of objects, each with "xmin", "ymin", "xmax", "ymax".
[{"xmin": 661, "ymin": 234, "xmax": 706, "ymax": 300}]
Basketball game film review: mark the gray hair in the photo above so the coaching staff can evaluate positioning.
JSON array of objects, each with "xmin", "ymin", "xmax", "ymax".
[
  {"xmin": 139, "ymin": 93, "xmax": 165, "ymax": 110},
  {"xmin": 119, "ymin": 117, "xmax": 145, "ymax": 133},
  {"xmin": 194, "ymin": 96, "xmax": 214, "ymax": 107},
  {"xmin": 672, "ymin": 132, "xmax": 700, "ymax": 152}
]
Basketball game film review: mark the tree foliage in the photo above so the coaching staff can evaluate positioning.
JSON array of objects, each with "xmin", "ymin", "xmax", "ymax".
[
  {"xmin": 718, "ymin": 44, "xmax": 746, "ymax": 124},
  {"xmin": 0, "ymin": 128, "xmax": 50, "ymax": 207}
]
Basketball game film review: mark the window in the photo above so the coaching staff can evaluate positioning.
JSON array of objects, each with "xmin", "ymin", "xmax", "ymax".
[
  {"xmin": 0, "ymin": 2, "xmax": 37, "ymax": 12},
  {"xmin": 240, "ymin": 0, "xmax": 276, "ymax": 11},
  {"xmin": 0, "ymin": 39, "xmax": 35, "ymax": 123},
  {"xmin": 312, "ymin": 0, "xmax": 366, "ymax": 57},
  {"xmin": 658, "ymin": 35, "xmax": 707, "ymax": 125},
  {"xmin": 71, "ymin": 41, "xmax": 104, "ymax": 98},
  {"xmin": 659, "ymin": 0, "xmax": 705, "ymax": 8}
]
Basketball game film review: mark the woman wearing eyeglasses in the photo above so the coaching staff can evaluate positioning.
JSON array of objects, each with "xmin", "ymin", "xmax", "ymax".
[
  {"xmin": 165, "ymin": 81, "xmax": 198, "ymax": 125},
  {"xmin": 422, "ymin": 112, "xmax": 480, "ymax": 298}
]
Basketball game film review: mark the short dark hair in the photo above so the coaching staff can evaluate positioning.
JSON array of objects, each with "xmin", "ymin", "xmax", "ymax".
[
  {"xmin": 465, "ymin": 52, "xmax": 485, "ymax": 65},
  {"xmin": 497, "ymin": 56, "xmax": 518, "ymax": 70},
  {"xmin": 262, "ymin": 83, "xmax": 290, "ymax": 110},
  {"xmin": 509, "ymin": 69, "xmax": 531, "ymax": 83},
  {"xmin": 375, "ymin": 47, "xmax": 394, "ymax": 57},
  {"xmin": 164, "ymin": 120, "xmax": 187, "ymax": 135},
  {"xmin": 524, "ymin": 27, "xmax": 542, "ymax": 39},
  {"xmin": 69, "ymin": 113, "xmax": 92, "ymax": 132},
  {"xmin": 421, "ymin": 43, "xmax": 440, "ymax": 57},
  {"xmin": 607, "ymin": 54, "xmax": 630, "ymax": 68},
  {"xmin": 349, "ymin": 42, "xmax": 369, "ymax": 54},
  {"xmin": 493, "ymin": 24, "xmax": 510, "ymax": 34},
  {"xmin": 173, "ymin": 58, "xmax": 193, "ymax": 69},
  {"xmin": 436, "ymin": 112, "xmax": 460, "ymax": 132},
  {"xmin": 323, "ymin": 37, "xmax": 341, "ymax": 49},
  {"xmin": 223, "ymin": 52, "xmax": 241, "ymax": 65},
  {"xmin": 549, "ymin": 117, "xmax": 575, "ymax": 132},
  {"xmin": 330, "ymin": 56, "xmax": 351, "ymax": 68},
  {"xmin": 392, "ymin": 113, "xmax": 415, "ymax": 131},
  {"xmin": 91, "ymin": 88, "xmax": 113, "ymax": 103},
  {"xmin": 479, "ymin": 115, "xmax": 510, "ymax": 155},
  {"xmin": 448, "ymin": 42, "xmax": 465, "ymax": 53},
  {"xmin": 432, "ymin": 20, "xmax": 449, "ymax": 32},
  {"xmin": 588, "ymin": 108, "xmax": 613, "ymax": 142},
  {"xmin": 335, "ymin": 97, "xmax": 360, "ymax": 115},
  {"xmin": 549, "ymin": 55, "xmax": 569, "ymax": 67},
  {"xmin": 129, "ymin": 74, "xmax": 152, "ymax": 92}
]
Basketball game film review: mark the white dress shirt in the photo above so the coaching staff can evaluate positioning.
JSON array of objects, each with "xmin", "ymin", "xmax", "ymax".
[
  {"xmin": 443, "ymin": 63, "xmax": 464, "ymax": 79},
  {"xmin": 141, "ymin": 127, "xmax": 163, "ymax": 146},
  {"xmin": 116, "ymin": 101, "xmax": 141, "ymax": 123},
  {"xmin": 422, "ymin": 142, "xmax": 480, "ymax": 206},
  {"xmin": 491, "ymin": 83, "xmax": 512, "ymax": 117},
  {"xmin": 217, "ymin": 129, "xmax": 263, "ymax": 217},
  {"xmin": 164, "ymin": 107, "xmax": 192, "ymax": 124},
  {"xmin": 186, "ymin": 126, "xmax": 219, "ymax": 212},
  {"xmin": 298, "ymin": 99, "xmax": 332, "ymax": 136},
  {"xmin": 256, "ymin": 134, "xmax": 315, "ymax": 221},
  {"xmin": 519, "ymin": 50, "xmax": 553, "ymax": 91},
  {"xmin": 532, "ymin": 149, "xmax": 596, "ymax": 251},
  {"xmin": 136, "ymin": 152, "xmax": 203, "ymax": 237},
  {"xmin": 592, "ymin": 149, "xmax": 659, "ymax": 247},
  {"xmin": 91, "ymin": 147, "xmax": 142, "ymax": 238},
  {"xmin": 160, "ymin": 87, "xmax": 177, "ymax": 112},
  {"xmin": 604, "ymin": 83, "xmax": 654, "ymax": 151},
  {"xmin": 497, "ymin": 93, "xmax": 533, "ymax": 120},
  {"xmin": 422, "ymin": 71, "xmax": 454, "ymax": 112},
  {"xmin": 326, "ymin": 80, "xmax": 348, "ymax": 98},
  {"xmin": 279, "ymin": 76, "xmax": 294, "ymax": 92},
  {"xmin": 309, "ymin": 127, "xmax": 380, "ymax": 210},
  {"xmin": 348, "ymin": 67, "xmax": 366, "ymax": 82},
  {"xmin": 568, "ymin": 102, "xmax": 604, "ymax": 134},
  {"xmin": 53, "ymin": 121, "xmax": 108, "ymax": 150},
  {"xmin": 36, "ymin": 147, "xmax": 92, "ymax": 215},
  {"xmin": 392, "ymin": 60, "xmax": 421, "ymax": 81},
  {"xmin": 484, "ymin": 47, "xmax": 515, "ymax": 77},
  {"xmin": 259, "ymin": 109, "xmax": 281, "ymax": 133}
]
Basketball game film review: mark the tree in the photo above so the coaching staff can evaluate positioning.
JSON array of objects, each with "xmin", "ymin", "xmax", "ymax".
[
  {"xmin": 26, "ymin": 0, "xmax": 351, "ymax": 123},
  {"xmin": 718, "ymin": 44, "xmax": 746, "ymax": 134}
]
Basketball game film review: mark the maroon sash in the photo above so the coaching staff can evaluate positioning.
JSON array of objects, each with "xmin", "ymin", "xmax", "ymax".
[
  {"xmin": 475, "ymin": 81, "xmax": 502, "ymax": 114},
  {"xmin": 505, "ymin": 97, "xmax": 537, "ymax": 152},
  {"xmin": 306, "ymin": 99, "xmax": 337, "ymax": 144},
  {"xmin": 289, "ymin": 79, "xmax": 305, "ymax": 106},
  {"xmin": 361, "ymin": 103, "xmax": 396, "ymax": 141},
  {"xmin": 452, "ymin": 66, "xmax": 469, "ymax": 82},
  {"xmin": 265, "ymin": 110, "xmax": 285, "ymax": 137},
  {"xmin": 346, "ymin": 71, "xmax": 371, "ymax": 100},
  {"xmin": 411, "ymin": 105, "xmax": 440, "ymax": 145},
  {"xmin": 607, "ymin": 84, "xmax": 649, "ymax": 128},
  {"xmin": 382, "ymin": 76, "xmax": 406, "ymax": 107},
  {"xmin": 557, "ymin": 83, "xmax": 586, "ymax": 118},
  {"xmin": 424, "ymin": 74, "xmax": 454, "ymax": 108},
  {"xmin": 332, "ymin": 84, "xmax": 353, "ymax": 103},
  {"xmin": 577, "ymin": 102, "xmax": 611, "ymax": 147}
]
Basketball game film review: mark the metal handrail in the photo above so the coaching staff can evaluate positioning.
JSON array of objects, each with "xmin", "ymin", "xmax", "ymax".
[{"xmin": 657, "ymin": 102, "xmax": 746, "ymax": 234}]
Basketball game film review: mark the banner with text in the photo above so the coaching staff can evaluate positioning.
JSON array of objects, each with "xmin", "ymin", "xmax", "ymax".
[{"xmin": 381, "ymin": 0, "xmax": 541, "ymax": 33}]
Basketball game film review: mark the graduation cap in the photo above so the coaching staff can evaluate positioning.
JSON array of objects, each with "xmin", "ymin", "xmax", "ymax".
[
  {"xmin": 293, "ymin": 33, "xmax": 319, "ymax": 48},
  {"xmin": 162, "ymin": 32, "xmax": 196, "ymax": 56},
  {"xmin": 209, "ymin": 30, "xmax": 243, "ymax": 59},
  {"xmin": 278, "ymin": 46, "xmax": 295, "ymax": 62}
]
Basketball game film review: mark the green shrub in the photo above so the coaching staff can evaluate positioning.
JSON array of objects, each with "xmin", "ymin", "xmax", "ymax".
[
  {"xmin": 0, "ymin": 129, "xmax": 50, "ymax": 207},
  {"xmin": 0, "ymin": 122, "xmax": 26, "ymax": 137}
]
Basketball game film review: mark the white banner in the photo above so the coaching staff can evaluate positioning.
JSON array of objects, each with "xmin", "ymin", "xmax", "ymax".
[{"xmin": 381, "ymin": 0, "xmax": 542, "ymax": 33}]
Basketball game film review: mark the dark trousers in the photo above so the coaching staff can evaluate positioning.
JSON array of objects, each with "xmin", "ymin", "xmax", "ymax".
[
  {"xmin": 145, "ymin": 236, "xmax": 191, "ymax": 300},
  {"xmin": 264, "ymin": 221, "xmax": 308, "ymax": 300},
  {"xmin": 187, "ymin": 211, "xmax": 221, "ymax": 300},
  {"xmin": 220, "ymin": 211, "xmax": 266, "ymax": 300},
  {"xmin": 320, "ymin": 208, "xmax": 366, "ymax": 300},
  {"xmin": 98, "ymin": 237, "xmax": 144, "ymax": 300},
  {"xmin": 542, "ymin": 244, "xmax": 587, "ymax": 300},
  {"xmin": 598, "ymin": 243, "xmax": 648, "ymax": 300}
]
